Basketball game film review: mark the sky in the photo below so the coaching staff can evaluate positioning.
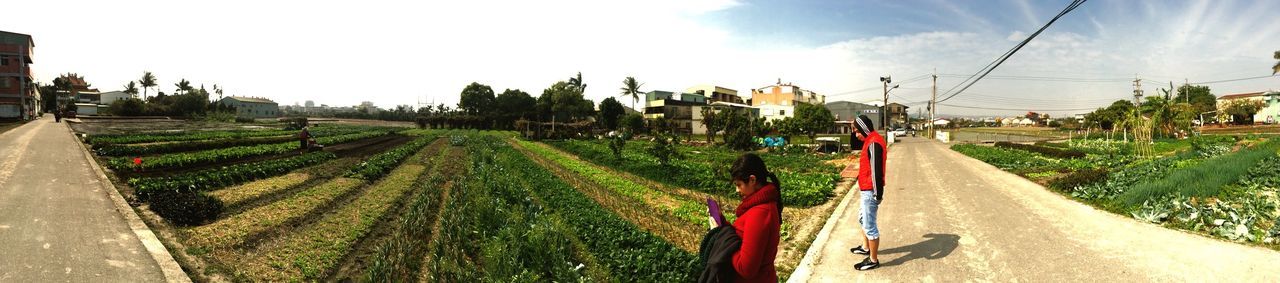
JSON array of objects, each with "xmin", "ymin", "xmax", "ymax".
[{"xmin": 2, "ymin": 0, "xmax": 1278, "ymax": 117}]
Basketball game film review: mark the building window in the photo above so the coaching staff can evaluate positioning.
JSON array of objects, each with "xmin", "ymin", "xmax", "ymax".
[
  {"xmin": 0, "ymin": 57, "xmax": 7, "ymax": 66},
  {"xmin": 0, "ymin": 78, "xmax": 9, "ymax": 88},
  {"xmin": 780, "ymin": 110, "xmax": 786, "ymax": 116}
]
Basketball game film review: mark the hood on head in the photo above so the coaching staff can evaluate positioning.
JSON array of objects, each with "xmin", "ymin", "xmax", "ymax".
[{"xmin": 854, "ymin": 115, "xmax": 875, "ymax": 136}]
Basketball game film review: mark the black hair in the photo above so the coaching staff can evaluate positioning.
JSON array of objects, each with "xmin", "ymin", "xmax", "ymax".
[{"xmin": 730, "ymin": 153, "xmax": 783, "ymax": 220}]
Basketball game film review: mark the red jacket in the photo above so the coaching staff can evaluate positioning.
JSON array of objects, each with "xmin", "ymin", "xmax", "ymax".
[
  {"xmin": 858, "ymin": 131, "xmax": 887, "ymax": 199},
  {"xmin": 731, "ymin": 183, "xmax": 781, "ymax": 283}
]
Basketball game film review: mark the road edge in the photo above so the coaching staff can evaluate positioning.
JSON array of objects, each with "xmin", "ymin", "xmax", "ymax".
[
  {"xmin": 63, "ymin": 122, "xmax": 192, "ymax": 283},
  {"xmin": 785, "ymin": 176, "xmax": 860, "ymax": 283}
]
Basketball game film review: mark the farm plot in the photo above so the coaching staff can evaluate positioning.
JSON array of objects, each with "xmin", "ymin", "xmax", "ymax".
[
  {"xmin": 548, "ymin": 139, "xmax": 840, "ymax": 206},
  {"xmin": 178, "ymin": 136, "xmax": 447, "ymax": 281},
  {"xmin": 416, "ymin": 135, "xmax": 698, "ymax": 282},
  {"xmin": 953, "ymin": 136, "xmax": 1280, "ymax": 249}
]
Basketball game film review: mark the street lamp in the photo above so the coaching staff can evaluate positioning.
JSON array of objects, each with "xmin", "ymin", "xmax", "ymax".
[{"xmin": 880, "ymin": 76, "xmax": 892, "ymax": 131}]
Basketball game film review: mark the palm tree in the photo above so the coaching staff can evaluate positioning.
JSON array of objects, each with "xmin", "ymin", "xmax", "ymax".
[
  {"xmin": 619, "ymin": 76, "xmax": 643, "ymax": 110},
  {"xmin": 568, "ymin": 72, "xmax": 587, "ymax": 94},
  {"xmin": 123, "ymin": 81, "xmax": 139, "ymax": 98},
  {"xmin": 1273, "ymin": 50, "xmax": 1279, "ymax": 75},
  {"xmin": 174, "ymin": 79, "xmax": 192, "ymax": 95},
  {"xmin": 139, "ymin": 72, "xmax": 157, "ymax": 100}
]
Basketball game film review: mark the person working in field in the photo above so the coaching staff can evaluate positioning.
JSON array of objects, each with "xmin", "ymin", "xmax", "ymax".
[
  {"xmin": 698, "ymin": 153, "xmax": 783, "ymax": 282},
  {"xmin": 298, "ymin": 126, "xmax": 310, "ymax": 154},
  {"xmin": 849, "ymin": 114, "xmax": 886, "ymax": 271}
]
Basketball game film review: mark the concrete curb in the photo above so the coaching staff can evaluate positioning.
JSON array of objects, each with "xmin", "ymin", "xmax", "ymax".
[
  {"xmin": 63, "ymin": 123, "xmax": 192, "ymax": 283},
  {"xmin": 785, "ymin": 177, "xmax": 859, "ymax": 283}
]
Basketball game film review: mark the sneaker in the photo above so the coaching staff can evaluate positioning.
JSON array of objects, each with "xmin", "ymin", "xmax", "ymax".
[
  {"xmin": 854, "ymin": 257, "xmax": 880, "ymax": 271},
  {"xmin": 850, "ymin": 246, "xmax": 869, "ymax": 255}
]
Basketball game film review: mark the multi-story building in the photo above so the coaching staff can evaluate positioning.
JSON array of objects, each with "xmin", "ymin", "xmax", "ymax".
[
  {"xmin": 749, "ymin": 81, "xmax": 825, "ymax": 122},
  {"xmin": 644, "ymin": 90, "xmax": 708, "ymax": 135},
  {"xmin": 1219, "ymin": 91, "xmax": 1280, "ymax": 124},
  {"xmin": 825, "ymin": 101, "xmax": 882, "ymax": 134},
  {"xmin": 219, "ymin": 96, "xmax": 280, "ymax": 119},
  {"xmin": 686, "ymin": 85, "xmax": 744, "ymax": 104},
  {"xmin": 0, "ymin": 30, "xmax": 38, "ymax": 119}
]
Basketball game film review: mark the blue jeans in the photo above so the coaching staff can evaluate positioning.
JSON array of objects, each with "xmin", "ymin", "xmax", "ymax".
[{"xmin": 859, "ymin": 190, "xmax": 880, "ymax": 240}]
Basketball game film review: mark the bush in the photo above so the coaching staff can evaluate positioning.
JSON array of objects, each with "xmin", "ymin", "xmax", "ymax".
[
  {"xmin": 995, "ymin": 142, "xmax": 1086, "ymax": 159},
  {"xmin": 235, "ymin": 116, "xmax": 257, "ymax": 123},
  {"xmin": 108, "ymin": 98, "xmax": 145, "ymax": 116},
  {"xmin": 1048, "ymin": 168, "xmax": 1109, "ymax": 191},
  {"xmin": 148, "ymin": 190, "xmax": 224, "ymax": 226},
  {"xmin": 607, "ymin": 135, "xmax": 626, "ymax": 159},
  {"xmin": 648, "ymin": 133, "xmax": 681, "ymax": 166}
]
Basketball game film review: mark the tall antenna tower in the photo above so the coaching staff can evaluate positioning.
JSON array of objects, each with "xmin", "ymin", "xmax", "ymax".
[{"xmin": 1132, "ymin": 76, "xmax": 1144, "ymax": 104}]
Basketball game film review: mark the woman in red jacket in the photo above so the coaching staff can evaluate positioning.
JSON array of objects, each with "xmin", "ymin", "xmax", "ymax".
[{"xmin": 728, "ymin": 153, "xmax": 782, "ymax": 282}]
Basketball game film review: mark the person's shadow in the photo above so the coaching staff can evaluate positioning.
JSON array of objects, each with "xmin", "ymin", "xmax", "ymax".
[{"xmin": 878, "ymin": 233, "xmax": 960, "ymax": 267}]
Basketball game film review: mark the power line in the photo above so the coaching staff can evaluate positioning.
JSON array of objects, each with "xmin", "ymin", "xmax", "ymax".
[
  {"xmin": 937, "ymin": 74, "xmax": 1130, "ymax": 82},
  {"xmin": 827, "ymin": 73, "xmax": 933, "ymax": 98},
  {"xmin": 937, "ymin": 103, "xmax": 1100, "ymax": 112},
  {"xmin": 937, "ymin": 0, "xmax": 1087, "ymax": 103},
  {"xmin": 1190, "ymin": 74, "xmax": 1278, "ymax": 85}
]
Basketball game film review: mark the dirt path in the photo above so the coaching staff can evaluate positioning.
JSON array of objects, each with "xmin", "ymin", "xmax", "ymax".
[{"xmin": 790, "ymin": 137, "xmax": 1280, "ymax": 282}]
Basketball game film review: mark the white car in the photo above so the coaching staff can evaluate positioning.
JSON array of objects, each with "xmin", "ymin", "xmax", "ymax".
[{"xmin": 889, "ymin": 128, "xmax": 907, "ymax": 136}]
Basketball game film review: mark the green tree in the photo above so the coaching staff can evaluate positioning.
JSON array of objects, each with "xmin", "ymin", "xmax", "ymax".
[
  {"xmin": 173, "ymin": 79, "xmax": 193, "ymax": 95},
  {"xmin": 619, "ymin": 76, "xmax": 643, "ymax": 110},
  {"xmin": 495, "ymin": 88, "xmax": 535, "ymax": 129},
  {"xmin": 537, "ymin": 81, "xmax": 594, "ymax": 123},
  {"xmin": 1272, "ymin": 50, "xmax": 1279, "ymax": 75},
  {"xmin": 1173, "ymin": 84, "xmax": 1216, "ymax": 114},
  {"xmin": 123, "ymin": 81, "xmax": 139, "ymax": 96},
  {"xmin": 458, "ymin": 82, "xmax": 495, "ymax": 116},
  {"xmin": 794, "ymin": 103, "xmax": 835, "ymax": 141},
  {"xmin": 700, "ymin": 106, "xmax": 724, "ymax": 143},
  {"xmin": 568, "ymin": 72, "xmax": 587, "ymax": 95},
  {"xmin": 721, "ymin": 107, "xmax": 760, "ymax": 151},
  {"xmin": 139, "ymin": 71, "xmax": 156, "ymax": 100},
  {"xmin": 108, "ymin": 98, "xmax": 145, "ymax": 116},
  {"xmin": 648, "ymin": 132, "xmax": 681, "ymax": 166},
  {"xmin": 773, "ymin": 117, "xmax": 801, "ymax": 143},
  {"xmin": 598, "ymin": 97, "xmax": 625, "ymax": 130},
  {"xmin": 619, "ymin": 113, "xmax": 645, "ymax": 134},
  {"xmin": 1223, "ymin": 99, "xmax": 1266, "ymax": 125}
]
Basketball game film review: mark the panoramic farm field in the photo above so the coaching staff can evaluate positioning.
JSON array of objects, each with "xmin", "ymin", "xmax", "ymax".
[
  {"xmin": 75, "ymin": 121, "xmax": 854, "ymax": 282},
  {"xmin": 951, "ymin": 134, "xmax": 1280, "ymax": 248}
]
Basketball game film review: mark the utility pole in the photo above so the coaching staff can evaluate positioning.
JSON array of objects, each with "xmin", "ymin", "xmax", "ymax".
[
  {"xmin": 931, "ymin": 72, "xmax": 938, "ymax": 137},
  {"xmin": 880, "ymin": 76, "xmax": 891, "ymax": 131},
  {"xmin": 1132, "ymin": 76, "xmax": 1143, "ymax": 104}
]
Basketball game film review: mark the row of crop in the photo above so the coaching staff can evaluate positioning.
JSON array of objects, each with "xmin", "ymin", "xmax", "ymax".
[
  {"xmin": 363, "ymin": 173, "xmax": 448, "ymax": 282},
  {"xmin": 240, "ymin": 152, "xmax": 434, "ymax": 281},
  {"xmin": 523, "ymin": 140, "xmax": 705, "ymax": 225},
  {"xmin": 425, "ymin": 137, "xmax": 595, "ymax": 281},
  {"xmin": 106, "ymin": 130, "xmax": 388, "ymax": 171},
  {"xmin": 423, "ymin": 136, "xmax": 697, "ymax": 281},
  {"xmin": 86, "ymin": 129, "xmax": 296, "ymax": 146},
  {"xmin": 96, "ymin": 135, "xmax": 297, "ymax": 156},
  {"xmin": 345, "ymin": 136, "xmax": 435, "ymax": 180},
  {"xmin": 950, "ymin": 144, "xmax": 1054, "ymax": 171},
  {"xmin": 129, "ymin": 151, "xmax": 336, "ymax": 199},
  {"xmin": 550, "ymin": 140, "xmax": 838, "ymax": 206},
  {"xmin": 994, "ymin": 142, "xmax": 1086, "ymax": 159},
  {"xmin": 86, "ymin": 125, "xmax": 385, "ymax": 147}
]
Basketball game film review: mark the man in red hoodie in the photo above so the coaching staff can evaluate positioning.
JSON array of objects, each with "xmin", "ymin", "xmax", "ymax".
[{"xmin": 849, "ymin": 114, "xmax": 886, "ymax": 270}]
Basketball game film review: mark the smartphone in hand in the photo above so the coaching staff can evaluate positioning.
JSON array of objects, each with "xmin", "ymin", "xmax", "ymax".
[{"xmin": 707, "ymin": 198, "xmax": 725, "ymax": 227}]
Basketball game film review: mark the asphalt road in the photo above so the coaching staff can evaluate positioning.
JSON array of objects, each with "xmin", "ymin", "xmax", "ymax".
[
  {"xmin": 791, "ymin": 137, "xmax": 1280, "ymax": 282},
  {"xmin": 0, "ymin": 115, "xmax": 167, "ymax": 282}
]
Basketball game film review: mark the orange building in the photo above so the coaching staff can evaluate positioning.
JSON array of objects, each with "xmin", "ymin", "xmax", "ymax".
[
  {"xmin": 0, "ymin": 30, "xmax": 37, "ymax": 119},
  {"xmin": 749, "ymin": 80, "xmax": 825, "ymax": 121}
]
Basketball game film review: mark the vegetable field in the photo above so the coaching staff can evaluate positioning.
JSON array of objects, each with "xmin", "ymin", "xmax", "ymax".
[
  {"xmin": 952, "ymin": 136, "xmax": 1280, "ymax": 249},
  {"xmin": 83, "ymin": 125, "xmax": 854, "ymax": 281}
]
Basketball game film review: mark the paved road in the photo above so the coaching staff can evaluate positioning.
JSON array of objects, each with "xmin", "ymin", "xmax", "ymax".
[
  {"xmin": 0, "ymin": 115, "xmax": 168, "ymax": 282},
  {"xmin": 791, "ymin": 137, "xmax": 1280, "ymax": 282}
]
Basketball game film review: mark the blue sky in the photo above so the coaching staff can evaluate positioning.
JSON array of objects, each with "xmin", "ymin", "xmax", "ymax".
[{"xmin": 2, "ymin": 0, "xmax": 1277, "ymax": 117}]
